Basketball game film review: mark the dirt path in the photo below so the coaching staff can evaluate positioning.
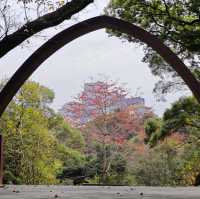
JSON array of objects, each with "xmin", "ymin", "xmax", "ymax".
[{"xmin": 0, "ymin": 185, "xmax": 200, "ymax": 199}]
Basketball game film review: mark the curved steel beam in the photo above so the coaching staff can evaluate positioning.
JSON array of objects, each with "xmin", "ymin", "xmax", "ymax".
[{"xmin": 0, "ymin": 15, "xmax": 200, "ymax": 117}]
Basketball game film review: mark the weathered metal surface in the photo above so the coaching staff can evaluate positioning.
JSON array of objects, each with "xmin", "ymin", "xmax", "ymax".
[{"xmin": 0, "ymin": 135, "xmax": 3, "ymax": 186}]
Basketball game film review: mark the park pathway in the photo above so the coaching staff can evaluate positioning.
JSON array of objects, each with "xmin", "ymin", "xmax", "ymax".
[{"xmin": 0, "ymin": 185, "xmax": 200, "ymax": 199}]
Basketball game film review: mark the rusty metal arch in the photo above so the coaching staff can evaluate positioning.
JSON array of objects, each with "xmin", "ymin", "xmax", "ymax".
[{"xmin": 0, "ymin": 15, "xmax": 200, "ymax": 117}]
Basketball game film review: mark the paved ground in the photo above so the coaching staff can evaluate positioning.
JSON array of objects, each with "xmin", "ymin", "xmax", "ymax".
[{"xmin": 0, "ymin": 185, "xmax": 200, "ymax": 199}]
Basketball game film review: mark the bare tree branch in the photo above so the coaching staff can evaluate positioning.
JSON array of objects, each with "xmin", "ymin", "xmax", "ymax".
[{"xmin": 0, "ymin": 0, "xmax": 93, "ymax": 58}]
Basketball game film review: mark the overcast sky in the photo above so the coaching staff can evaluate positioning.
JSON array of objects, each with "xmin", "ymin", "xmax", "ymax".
[{"xmin": 0, "ymin": 0, "xmax": 190, "ymax": 116}]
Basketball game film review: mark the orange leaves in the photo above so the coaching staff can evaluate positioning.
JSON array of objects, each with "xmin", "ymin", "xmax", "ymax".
[{"xmin": 62, "ymin": 80, "xmax": 129, "ymax": 126}]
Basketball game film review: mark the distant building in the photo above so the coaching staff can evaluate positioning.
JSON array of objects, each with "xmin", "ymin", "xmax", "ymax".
[{"xmin": 60, "ymin": 82, "xmax": 151, "ymax": 126}]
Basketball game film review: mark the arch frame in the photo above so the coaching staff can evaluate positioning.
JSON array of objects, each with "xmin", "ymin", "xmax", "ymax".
[{"xmin": 0, "ymin": 15, "xmax": 200, "ymax": 117}]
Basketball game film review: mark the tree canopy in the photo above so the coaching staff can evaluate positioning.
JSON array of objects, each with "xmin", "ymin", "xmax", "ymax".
[
  {"xmin": 144, "ymin": 96, "xmax": 200, "ymax": 146},
  {"xmin": 0, "ymin": 80, "xmax": 86, "ymax": 184},
  {"xmin": 106, "ymin": 0, "xmax": 200, "ymax": 95},
  {"xmin": 1, "ymin": 79, "xmax": 200, "ymax": 186}
]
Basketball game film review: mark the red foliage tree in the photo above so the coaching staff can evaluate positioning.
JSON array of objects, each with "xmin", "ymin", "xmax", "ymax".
[
  {"xmin": 64, "ymin": 79, "xmax": 127, "ymax": 126},
  {"xmin": 62, "ymin": 77, "xmax": 153, "ymax": 183},
  {"xmin": 63, "ymin": 78, "xmax": 151, "ymax": 147}
]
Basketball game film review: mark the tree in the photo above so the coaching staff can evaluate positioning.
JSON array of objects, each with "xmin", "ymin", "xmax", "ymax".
[
  {"xmin": 81, "ymin": 107, "xmax": 148, "ymax": 184},
  {"xmin": 160, "ymin": 96, "xmax": 200, "ymax": 139},
  {"xmin": 180, "ymin": 132, "xmax": 200, "ymax": 185},
  {"xmin": 56, "ymin": 144, "xmax": 87, "ymax": 184},
  {"xmin": 83, "ymin": 107, "xmax": 143, "ymax": 146},
  {"xmin": 109, "ymin": 153, "xmax": 128, "ymax": 184},
  {"xmin": 132, "ymin": 141, "xmax": 182, "ymax": 186},
  {"xmin": 0, "ymin": 80, "xmax": 86, "ymax": 184},
  {"xmin": 64, "ymin": 79, "xmax": 127, "ymax": 126},
  {"xmin": 143, "ymin": 96, "xmax": 200, "ymax": 144},
  {"xmin": 144, "ymin": 117, "xmax": 162, "ymax": 147},
  {"xmin": 0, "ymin": 0, "xmax": 93, "ymax": 58},
  {"xmin": 47, "ymin": 109, "xmax": 85, "ymax": 152},
  {"xmin": 62, "ymin": 78, "xmax": 128, "ymax": 183},
  {"xmin": 157, "ymin": 97, "xmax": 200, "ymax": 185},
  {"xmin": 0, "ymin": 81, "xmax": 60, "ymax": 184},
  {"xmin": 106, "ymin": 0, "xmax": 200, "ymax": 95},
  {"xmin": 62, "ymin": 77, "xmax": 150, "ymax": 184},
  {"xmin": 92, "ymin": 144, "xmax": 129, "ymax": 185}
]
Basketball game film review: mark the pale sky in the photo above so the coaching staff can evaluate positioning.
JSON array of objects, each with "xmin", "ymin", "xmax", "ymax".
[{"xmin": 0, "ymin": 0, "xmax": 190, "ymax": 116}]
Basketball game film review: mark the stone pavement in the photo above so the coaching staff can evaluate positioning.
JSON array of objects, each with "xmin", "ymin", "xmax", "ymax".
[{"xmin": 0, "ymin": 185, "xmax": 200, "ymax": 199}]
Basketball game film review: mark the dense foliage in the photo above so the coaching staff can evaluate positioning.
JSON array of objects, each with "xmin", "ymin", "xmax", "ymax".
[
  {"xmin": 106, "ymin": 0, "xmax": 200, "ymax": 95},
  {"xmin": 0, "ymin": 81, "xmax": 85, "ymax": 184},
  {"xmin": 1, "ymin": 0, "xmax": 200, "ymax": 186},
  {"xmin": 142, "ymin": 96, "xmax": 200, "ymax": 185},
  {"xmin": 145, "ymin": 96, "xmax": 200, "ymax": 144},
  {"xmin": 1, "ymin": 80, "xmax": 200, "ymax": 186}
]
